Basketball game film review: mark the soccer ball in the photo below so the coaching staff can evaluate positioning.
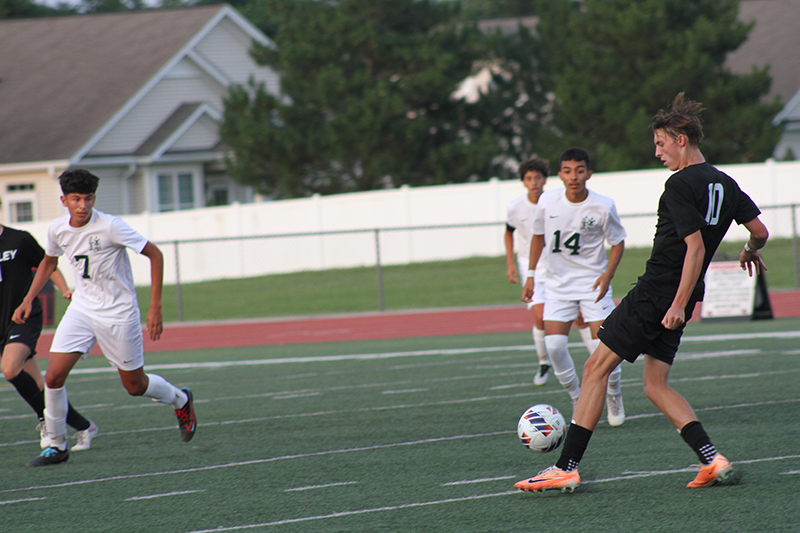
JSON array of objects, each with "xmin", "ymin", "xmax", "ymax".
[{"xmin": 517, "ymin": 404, "xmax": 566, "ymax": 453}]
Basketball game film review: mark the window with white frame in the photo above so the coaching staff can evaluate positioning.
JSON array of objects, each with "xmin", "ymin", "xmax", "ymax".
[
  {"xmin": 157, "ymin": 172, "xmax": 196, "ymax": 212},
  {"xmin": 4, "ymin": 183, "xmax": 37, "ymax": 223}
]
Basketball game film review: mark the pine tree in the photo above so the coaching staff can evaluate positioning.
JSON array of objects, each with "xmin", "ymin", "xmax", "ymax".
[{"xmin": 536, "ymin": 0, "xmax": 781, "ymax": 171}]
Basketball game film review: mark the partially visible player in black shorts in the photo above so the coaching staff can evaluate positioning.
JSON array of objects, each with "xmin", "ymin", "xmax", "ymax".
[
  {"xmin": 598, "ymin": 285, "xmax": 698, "ymax": 366},
  {"xmin": 0, "ymin": 223, "xmax": 95, "ymax": 450},
  {"xmin": 514, "ymin": 93, "xmax": 769, "ymax": 493},
  {"xmin": 3, "ymin": 297, "xmax": 44, "ymax": 359}
]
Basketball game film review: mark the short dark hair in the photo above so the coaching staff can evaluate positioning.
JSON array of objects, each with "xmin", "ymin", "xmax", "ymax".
[
  {"xmin": 559, "ymin": 147, "xmax": 591, "ymax": 169},
  {"xmin": 517, "ymin": 157, "xmax": 549, "ymax": 180},
  {"xmin": 650, "ymin": 92, "xmax": 704, "ymax": 146},
  {"xmin": 59, "ymin": 169, "xmax": 99, "ymax": 196}
]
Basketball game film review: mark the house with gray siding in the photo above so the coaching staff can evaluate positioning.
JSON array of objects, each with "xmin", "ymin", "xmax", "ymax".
[{"xmin": 0, "ymin": 4, "xmax": 278, "ymax": 223}]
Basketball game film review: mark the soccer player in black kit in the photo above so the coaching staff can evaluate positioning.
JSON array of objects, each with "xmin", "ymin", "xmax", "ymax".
[
  {"xmin": 514, "ymin": 93, "xmax": 769, "ymax": 492},
  {"xmin": 0, "ymin": 223, "xmax": 96, "ymax": 451}
]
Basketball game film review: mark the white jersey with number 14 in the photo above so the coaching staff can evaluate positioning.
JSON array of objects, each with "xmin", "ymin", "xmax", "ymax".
[{"xmin": 532, "ymin": 188, "xmax": 626, "ymax": 301}]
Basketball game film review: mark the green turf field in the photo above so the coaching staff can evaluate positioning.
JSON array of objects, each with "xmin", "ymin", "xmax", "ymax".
[
  {"xmin": 2, "ymin": 317, "xmax": 798, "ymax": 532},
  {"xmin": 48, "ymin": 237, "xmax": 798, "ymax": 324}
]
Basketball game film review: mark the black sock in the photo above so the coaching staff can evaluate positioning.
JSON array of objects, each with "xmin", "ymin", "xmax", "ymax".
[
  {"xmin": 8, "ymin": 370, "xmax": 45, "ymax": 419},
  {"xmin": 680, "ymin": 421, "xmax": 717, "ymax": 465},
  {"xmin": 555, "ymin": 423, "xmax": 593, "ymax": 471},
  {"xmin": 66, "ymin": 402, "xmax": 91, "ymax": 432}
]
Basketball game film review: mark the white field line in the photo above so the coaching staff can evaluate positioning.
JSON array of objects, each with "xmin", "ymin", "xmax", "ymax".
[
  {"xmin": 124, "ymin": 490, "xmax": 205, "ymax": 501},
  {"xmin": 2, "ymin": 387, "xmax": 799, "ymax": 451},
  {"xmin": 186, "ymin": 491, "xmax": 521, "ymax": 533},
  {"xmin": 0, "ymin": 431, "xmax": 511, "ymax": 495},
  {"xmin": 184, "ymin": 453, "xmax": 800, "ymax": 533},
  {"xmin": 284, "ymin": 481, "xmax": 359, "ymax": 492},
  {"xmin": 4, "ymin": 420, "xmax": 800, "ymax": 498},
  {"xmin": 442, "ymin": 476, "xmax": 515, "ymax": 486},
  {"xmin": 0, "ymin": 497, "xmax": 46, "ymax": 505},
  {"xmin": 64, "ymin": 329, "xmax": 800, "ymax": 376}
]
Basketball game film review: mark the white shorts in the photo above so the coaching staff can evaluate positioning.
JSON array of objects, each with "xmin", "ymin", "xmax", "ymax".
[
  {"xmin": 518, "ymin": 258, "xmax": 545, "ymax": 308},
  {"xmin": 50, "ymin": 306, "xmax": 145, "ymax": 371},
  {"xmin": 543, "ymin": 291, "xmax": 616, "ymax": 323}
]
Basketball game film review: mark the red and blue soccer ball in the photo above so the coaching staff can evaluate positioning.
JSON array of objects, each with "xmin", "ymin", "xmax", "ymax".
[{"xmin": 517, "ymin": 404, "xmax": 566, "ymax": 453}]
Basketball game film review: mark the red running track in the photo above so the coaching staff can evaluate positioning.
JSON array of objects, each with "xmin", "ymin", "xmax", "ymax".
[{"xmin": 36, "ymin": 290, "xmax": 800, "ymax": 355}]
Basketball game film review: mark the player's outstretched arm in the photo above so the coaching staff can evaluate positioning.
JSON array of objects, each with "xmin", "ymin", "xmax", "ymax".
[
  {"xmin": 13, "ymin": 255, "xmax": 59, "ymax": 324},
  {"xmin": 739, "ymin": 216, "xmax": 769, "ymax": 277},
  {"xmin": 663, "ymin": 231, "xmax": 704, "ymax": 330},
  {"xmin": 594, "ymin": 241, "xmax": 625, "ymax": 302},
  {"xmin": 140, "ymin": 242, "xmax": 164, "ymax": 341},
  {"xmin": 504, "ymin": 229, "xmax": 518, "ymax": 283}
]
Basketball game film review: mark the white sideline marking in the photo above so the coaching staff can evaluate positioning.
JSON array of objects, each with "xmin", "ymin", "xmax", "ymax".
[
  {"xmin": 0, "ymin": 497, "xmax": 46, "ymax": 505},
  {"xmin": 680, "ymin": 349, "xmax": 759, "ymax": 360},
  {"xmin": 185, "ymin": 491, "xmax": 520, "ymax": 533},
  {"xmin": 0, "ymin": 431, "xmax": 511, "ymax": 495},
  {"xmin": 66, "ymin": 330, "xmax": 800, "ymax": 376},
  {"xmin": 284, "ymin": 481, "xmax": 359, "ymax": 492},
  {"xmin": 780, "ymin": 470, "xmax": 800, "ymax": 475},
  {"xmin": 272, "ymin": 392, "xmax": 322, "ymax": 400},
  {"xmin": 125, "ymin": 490, "xmax": 205, "ymax": 501},
  {"xmin": 184, "ymin": 453, "xmax": 800, "ymax": 533},
  {"xmin": 382, "ymin": 389, "xmax": 428, "ymax": 394},
  {"xmin": 442, "ymin": 476, "xmax": 515, "ymax": 486}
]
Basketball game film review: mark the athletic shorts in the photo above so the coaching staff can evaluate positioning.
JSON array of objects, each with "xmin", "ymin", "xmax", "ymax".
[
  {"xmin": 50, "ymin": 306, "xmax": 145, "ymax": 371},
  {"xmin": 543, "ymin": 291, "xmax": 616, "ymax": 323},
  {"xmin": 518, "ymin": 258, "xmax": 545, "ymax": 307},
  {"xmin": 2, "ymin": 305, "xmax": 43, "ymax": 359},
  {"xmin": 597, "ymin": 285, "xmax": 698, "ymax": 365}
]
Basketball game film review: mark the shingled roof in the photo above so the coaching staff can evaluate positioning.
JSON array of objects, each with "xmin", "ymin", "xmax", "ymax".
[
  {"xmin": 0, "ymin": 6, "xmax": 224, "ymax": 165},
  {"xmin": 725, "ymin": 0, "xmax": 800, "ymax": 105}
]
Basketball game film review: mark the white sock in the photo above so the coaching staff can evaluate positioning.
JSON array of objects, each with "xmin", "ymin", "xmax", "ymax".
[
  {"xmin": 144, "ymin": 374, "xmax": 187, "ymax": 408},
  {"xmin": 44, "ymin": 385, "xmax": 69, "ymax": 450},
  {"xmin": 606, "ymin": 364, "xmax": 622, "ymax": 396},
  {"xmin": 532, "ymin": 326, "xmax": 549, "ymax": 365},
  {"xmin": 545, "ymin": 334, "xmax": 581, "ymax": 400},
  {"xmin": 579, "ymin": 326, "xmax": 594, "ymax": 354},
  {"xmin": 588, "ymin": 337, "xmax": 601, "ymax": 354}
]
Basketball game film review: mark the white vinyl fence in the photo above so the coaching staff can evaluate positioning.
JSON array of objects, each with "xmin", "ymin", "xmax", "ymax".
[{"xmin": 18, "ymin": 160, "xmax": 800, "ymax": 293}]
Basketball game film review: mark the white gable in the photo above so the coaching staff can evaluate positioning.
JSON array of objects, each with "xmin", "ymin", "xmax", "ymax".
[
  {"xmin": 774, "ymin": 89, "xmax": 800, "ymax": 160},
  {"xmin": 166, "ymin": 110, "xmax": 221, "ymax": 154},
  {"xmin": 74, "ymin": 6, "xmax": 278, "ymax": 164}
]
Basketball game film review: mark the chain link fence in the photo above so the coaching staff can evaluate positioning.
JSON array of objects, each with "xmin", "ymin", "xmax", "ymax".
[{"xmin": 151, "ymin": 204, "xmax": 798, "ymax": 321}]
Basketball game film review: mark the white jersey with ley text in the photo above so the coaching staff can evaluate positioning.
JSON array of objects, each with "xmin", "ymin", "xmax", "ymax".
[
  {"xmin": 532, "ymin": 188, "xmax": 626, "ymax": 301},
  {"xmin": 46, "ymin": 210, "xmax": 148, "ymax": 323},
  {"xmin": 506, "ymin": 193, "xmax": 547, "ymax": 281}
]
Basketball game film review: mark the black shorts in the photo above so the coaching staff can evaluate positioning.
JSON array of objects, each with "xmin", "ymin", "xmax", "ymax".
[
  {"xmin": 597, "ymin": 285, "xmax": 698, "ymax": 365},
  {"xmin": 1, "ymin": 305, "xmax": 43, "ymax": 359}
]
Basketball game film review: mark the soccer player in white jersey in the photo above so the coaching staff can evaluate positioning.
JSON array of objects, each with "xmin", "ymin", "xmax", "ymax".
[
  {"xmin": 13, "ymin": 169, "xmax": 197, "ymax": 467},
  {"xmin": 505, "ymin": 158, "xmax": 551, "ymax": 385},
  {"xmin": 523, "ymin": 148, "xmax": 626, "ymax": 426}
]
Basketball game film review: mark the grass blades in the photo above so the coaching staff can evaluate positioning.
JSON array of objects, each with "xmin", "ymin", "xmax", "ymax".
[{"xmin": 2, "ymin": 317, "xmax": 799, "ymax": 532}]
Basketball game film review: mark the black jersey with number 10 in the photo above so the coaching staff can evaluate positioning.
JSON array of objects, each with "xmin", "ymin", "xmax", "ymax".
[{"xmin": 637, "ymin": 162, "xmax": 761, "ymax": 301}]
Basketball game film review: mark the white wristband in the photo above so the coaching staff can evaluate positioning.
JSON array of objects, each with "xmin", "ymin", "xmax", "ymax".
[
  {"xmin": 526, "ymin": 269, "xmax": 535, "ymax": 278},
  {"xmin": 744, "ymin": 243, "xmax": 756, "ymax": 253}
]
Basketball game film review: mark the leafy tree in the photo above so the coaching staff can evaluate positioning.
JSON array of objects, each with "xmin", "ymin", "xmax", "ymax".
[
  {"xmin": 220, "ymin": 0, "xmax": 546, "ymax": 198},
  {"xmin": 536, "ymin": 0, "xmax": 782, "ymax": 171},
  {"xmin": 457, "ymin": 0, "xmax": 536, "ymax": 20},
  {"xmin": 0, "ymin": 0, "xmax": 58, "ymax": 18},
  {"xmin": 76, "ymin": 0, "xmax": 148, "ymax": 13}
]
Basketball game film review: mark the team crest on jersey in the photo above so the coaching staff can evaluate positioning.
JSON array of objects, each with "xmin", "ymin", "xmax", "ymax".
[
  {"xmin": 580, "ymin": 216, "xmax": 597, "ymax": 232},
  {"xmin": 88, "ymin": 236, "xmax": 101, "ymax": 252}
]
